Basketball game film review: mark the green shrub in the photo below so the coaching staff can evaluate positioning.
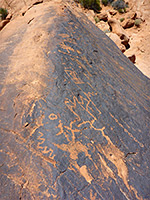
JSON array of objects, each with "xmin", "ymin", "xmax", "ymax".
[
  {"xmin": 118, "ymin": 8, "xmax": 126, "ymax": 13},
  {"xmin": 0, "ymin": 8, "xmax": 8, "ymax": 20},
  {"xmin": 134, "ymin": 19, "xmax": 141, "ymax": 27},
  {"xmin": 94, "ymin": 16, "xmax": 100, "ymax": 23},
  {"xmin": 108, "ymin": 0, "xmax": 114, "ymax": 3},
  {"xmin": 111, "ymin": 0, "xmax": 127, "ymax": 12},
  {"xmin": 79, "ymin": 0, "xmax": 101, "ymax": 12},
  {"xmin": 102, "ymin": 0, "xmax": 108, "ymax": 6},
  {"xmin": 120, "ymin": 17, "xmax": 125, "ymax": 22},
  {"xmin": 101, "ymin": 0, "xmax": 114, "ymax": 6}
]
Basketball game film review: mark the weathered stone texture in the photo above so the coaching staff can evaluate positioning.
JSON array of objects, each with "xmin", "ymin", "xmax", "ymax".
[{"xmin": 0, "ymin": 1, "xmax": 150, "ymax": 199}]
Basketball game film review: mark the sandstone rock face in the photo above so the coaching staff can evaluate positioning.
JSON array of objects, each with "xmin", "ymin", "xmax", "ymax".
[
  {"xmin": 109, "ymin": 10, "xmax": 117, "ymax": 16},
  {"xmin": 121, "ymin": 18, "xmax": 135, "ymax": 29},
  {"xmin": 85, "ymin": 9, "xmax": 95, "ymax": 24},
  {"xmin": 124, "ymin": 50, "xmax": 136, "ymax": 63},
  {"xmin": 97, "ymin": 11, "xmax": 108, "ymax": 21},
  {"xmin": 106, "ymin": 32, "xmax": 126, "ymax": 52},
  {"xmin": 0, "ymin": 0, "xmax": 45, "ymax": 15},
  {"xmin": 126, "ymin": 11, "xmax": 137, "ymax": 20},
  {"xmin": 0, "ymin": 1, "xmax": 150, "ymax": 199},
  {"xmin": 96, "ymin": 21, "xmax": 110, "ymax": 32},
  {"xmin": 108, "ymin": 18, "xmax": 129, "ymax": 45},
  {"xmin": 0, "ymin": 19, "xmax": 9, "ymax": 30}
]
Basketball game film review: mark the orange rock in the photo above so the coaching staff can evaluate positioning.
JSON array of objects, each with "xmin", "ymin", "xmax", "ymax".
[
  {"xmin": 0, "ymin": 19, "xmax": 10, "ymax": 31},
  {"xmin": 121, "ymin": 18, "xmax": 135, "ymax": 29},
  {"xmin": 108, "ymin": 18, "xmax": 129, "ymax": 44},
  {"xmin": 106, "ymin": 32, "xmax": 126, "ymax": 52},
  {"xmin": 97, "ymin": 11, "xmax": 108, "ymax": 21}
]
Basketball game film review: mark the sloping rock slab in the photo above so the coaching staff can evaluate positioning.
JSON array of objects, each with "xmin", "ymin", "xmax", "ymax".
[{"xmin": 0, "ymin": 1, "xmax": 150, "ymax": 199}]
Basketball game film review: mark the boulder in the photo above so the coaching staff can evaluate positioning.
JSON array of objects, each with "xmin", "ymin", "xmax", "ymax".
[
  {"xmin": 0, "ymin": 0, "xmax": 149, "ymax": 199},
  {"xmin": 121, "ymin": 18, "xmax": 135, "ymax": 29},
  {"xmin": 85, "ymin": 9, "xmax": 95, "ymax": 24},
  {"xmin": 107, "ymin": 32, "xmax": 126, "ymax": 52},
  {"xmin": 127, "ymin": 11, "xmax": 137, "ymax": 20},
  {"xmin": 108, "ymin": 18, "xmax": 129, "ymax": 45},
  {"xmin": 124, "ymin": 51, "xmax": 136, "ymax": 63},
  {"xmin": 97, "ymin": 11, "xmax": 108, "ymax": 21},
  {"xmin": 96, "ymin": 21, "xmax": 110, "ymax": 32},
  {"xmin": 109, "ymin": 10, "xmax": 117, "ymax": 16}
]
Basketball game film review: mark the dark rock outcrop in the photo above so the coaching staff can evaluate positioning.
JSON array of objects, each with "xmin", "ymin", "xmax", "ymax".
[{"xmin": 0, "ymin": 1, "xmax": 150, "ymax": 199}]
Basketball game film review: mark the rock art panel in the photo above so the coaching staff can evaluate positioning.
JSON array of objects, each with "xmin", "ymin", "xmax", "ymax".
[{"xmin": 0, "ymin": 1, "xmax": 150, "ymax": 199}]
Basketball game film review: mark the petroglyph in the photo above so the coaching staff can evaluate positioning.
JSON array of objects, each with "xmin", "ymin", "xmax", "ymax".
[
  {"xmin": 65, "ymin": 69, "xmax": 84, "ymax": 84},
  {"xmin": 0, "ymin": 1, "xmax": 149, "ymax": 199},
  {"xmin": 49, "ymin": 113, "xmax": 58, "ymax": 120},
  {"xmin": 79, "ymin": 165, "xmax": 93, "ymax": 184}
]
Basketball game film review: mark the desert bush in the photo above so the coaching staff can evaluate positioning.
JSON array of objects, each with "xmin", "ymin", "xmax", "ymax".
[
  {"xmin": 102, "ymin": 0, "xmax": 114, "ymax": 6},
  {"xmin": 79, "ymin": 0, "xmax": 101, "ymax": 12},
  {"xmin": 111, "ymin": 0, "xmax": 127, "ymax": 12},
  {"xmin": 102, "ymin": 0, "xmax": 108, "ymax": 6},
  {"xmin": 108, "ymin": 0, "xmax": 114, "ymax": 3},
  {"xmin": 94, "ymin": 16, "xmax": 100, "ymax": 23},
  {"xmin": 0, "ymin": 8, "xmax": 8, "ymax": 20},
  {"xmin": 134, "ymin": 19, "xmax": 141, "ymax": 27},
  {"xmin": 118, "ymin": 8, "xmax": 126, "ymax": 13},
  {"xmin": 120, "ymin": 17, "xmax": 125, "ymax": 22}
]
